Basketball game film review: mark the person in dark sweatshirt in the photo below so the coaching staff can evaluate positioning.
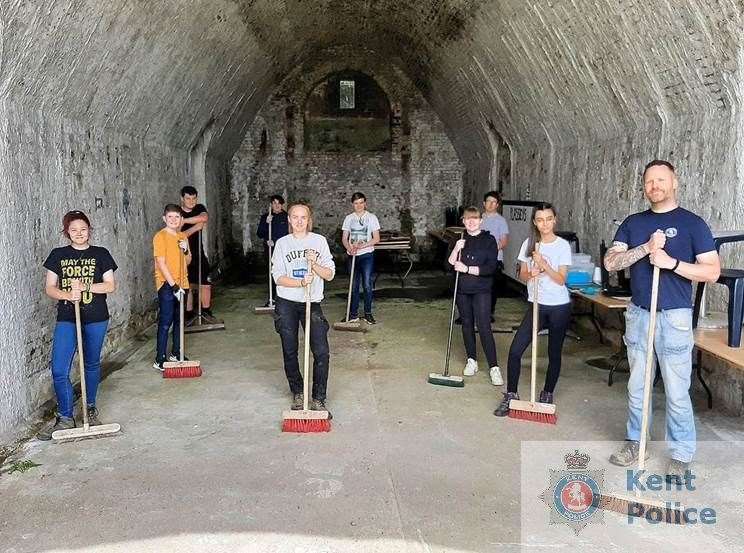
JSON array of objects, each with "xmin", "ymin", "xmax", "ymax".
[
  {"xmin": 448, "ymin": 206, "xmax": 503, "ymax": 386},
  {"xmin": 257, "ymin": 194, "xmax": 290, "ymax": 307}
]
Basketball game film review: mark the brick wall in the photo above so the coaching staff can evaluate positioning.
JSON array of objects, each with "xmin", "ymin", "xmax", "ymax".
[{"xmin": 230, "ymin": 56, "xmax": 464, "ymax": 262}]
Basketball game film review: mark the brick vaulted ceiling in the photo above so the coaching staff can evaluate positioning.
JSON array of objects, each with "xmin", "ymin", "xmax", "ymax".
[{"xmin": 1, "ymin": 1, "xmax": 741, "ymax": 169}]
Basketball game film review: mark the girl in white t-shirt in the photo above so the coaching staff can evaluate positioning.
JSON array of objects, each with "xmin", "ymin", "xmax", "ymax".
[{"xmin": 494, "ymin": 203, "xmax": 573, "ymax": 417}]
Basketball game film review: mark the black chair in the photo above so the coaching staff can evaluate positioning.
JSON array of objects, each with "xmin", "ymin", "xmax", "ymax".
[
  {"xmin": 599, "ymin": 240, "xmax": 632, "ymax": 296},
  {"xmin": 693, "ymin": 268, "xmax": 744, "ymax": 347},
  {"xmin": 556, "ymin": 231, "xmax": 579, "ymax": 254}
]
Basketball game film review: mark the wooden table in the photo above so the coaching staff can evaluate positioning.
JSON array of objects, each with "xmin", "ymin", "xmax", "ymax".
[
  {"xmin": 374, "ymin": 236, "xmax": 413, "ymax": 286},
  {"xmin": 693, "ymin": 327, "xmax": 744, "ymax": 408},
  {"xmin": 571, "ymin": 289, "xmax": 629, "ymax": 344},
  {"xmin": 428, "ymin": 227, "xmax": 465, "ymax": 271}
]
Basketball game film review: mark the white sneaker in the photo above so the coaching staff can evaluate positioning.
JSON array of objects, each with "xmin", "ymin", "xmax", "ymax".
[
  {"xmin": 463, "ymin": 358, "xmax": 478, "ymax": 376},
  {"xmin": 489, "ymin": 366, "xmax": 504, "ymax": 386}
]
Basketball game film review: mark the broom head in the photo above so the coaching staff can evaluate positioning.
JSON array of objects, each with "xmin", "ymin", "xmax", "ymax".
[
  {"xmin": 253, "ymin": 305, "xmax": 275, "ymax": 315},
  {"xmin": 185, "ymin": 321, "xmax": 225, "ymax": 333},
  {"xmin": 598, "ymin": 492, "xmax": 687, "ymax": 524},
  {"xmin": 427, "ymin": 372, "xmax": 465, "ymax": 387},
  {"xmin": 281, "ymin": 409, "xmax": 331, "ymax": 432},
  {"xmin": 508, "ymin": 398, "xmax": 557, "ymax": 424},
  {"xmin": 53, "ymin": 422, "xmax": 121, "ymax": 442},
  {"xmin": 163, "ymin": 360, "xmax": 202, "ymax": 378},
  {"xmin": 332, "ymin": 321, "xmax": 366, "ymax": 332},
  {"xmin": 184, "ymin": 322, "xmax": 225, "ymax": 333},
  {"xmin": 185, "ymin": 312, "xmax": 226, "ymax": 333}
]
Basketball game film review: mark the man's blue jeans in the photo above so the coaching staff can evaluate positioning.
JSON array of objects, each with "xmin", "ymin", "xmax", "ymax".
[
  {"xmin": 157, "ymin": 283, "xmax": 181, "ymax": 363},
  {"xmin": 623, "ymin": 303, "xmax": 696, "ymax": 462},
  {"xmin": 51, "ymin": 319, "xmax": 109, "ymax": 418},
  {"xmin": 350, "ymin": 252, "xmax": 374, "ymax": 317}
]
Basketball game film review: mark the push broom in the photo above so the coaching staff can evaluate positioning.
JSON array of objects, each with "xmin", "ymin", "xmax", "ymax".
[
  {"xmin": 254, "ymin": 204, "xmax": 276, "ymax": 315},
  {"xmin": 332, "ymin": 247, "xmax": 364, "ymax": 332},
  {"xmin": 598, "ymin": 265, "xmax": 686, "ymax": 523},
  {"xmin": 428, "ymin": 233, "xmax": 465, "ymax": 387},
  {"xmin": 282, "ymin": 261, "xmax": 331, "ymax": 432},
  {"xmin": 185, "ymin": 230, "xmax": 225, "ymax": 332},
  {"xmin": 164, "ymin": 245, "xmax": 202, "ymax": 378},
  {"xmin": 53, "ymin": 300, "xmax": 121, "ymax": 442},
  {"xmin": 508, "ymin": 247, "xmax": 557, "ymax": 424}
]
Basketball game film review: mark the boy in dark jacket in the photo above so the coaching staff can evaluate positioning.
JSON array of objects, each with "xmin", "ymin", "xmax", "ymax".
[
  {"xmin": 448, "ymin": 206, "xmax": 503, "ymax": 385},
  {"xmin": 257, "ymin": 195, "xmax": 289, "ymax": 307}
]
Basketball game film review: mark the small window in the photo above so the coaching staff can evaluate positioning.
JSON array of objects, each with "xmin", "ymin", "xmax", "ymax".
[
  {"xmin": 304, "ymin": 71, "xmax": 391, "ymax": 152},
  {"xmin": 339, "ymin": 80, "xmax": 355, "ymax": 109}
]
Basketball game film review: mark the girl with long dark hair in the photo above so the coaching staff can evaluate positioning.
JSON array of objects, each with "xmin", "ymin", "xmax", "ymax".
[{"xmin": 493, "ymin": 203, "xmax": 572, "ymax": 416}]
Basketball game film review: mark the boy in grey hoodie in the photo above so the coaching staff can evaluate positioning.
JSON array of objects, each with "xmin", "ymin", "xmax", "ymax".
[{"xmin": 272, "ymin": 203, "xmax": 336, "ymax": 415}]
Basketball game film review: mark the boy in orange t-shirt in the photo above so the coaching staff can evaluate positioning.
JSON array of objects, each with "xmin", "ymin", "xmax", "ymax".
[{"xmin": 152, "ymin": 204, "xmax": 191, "ymax": 371}]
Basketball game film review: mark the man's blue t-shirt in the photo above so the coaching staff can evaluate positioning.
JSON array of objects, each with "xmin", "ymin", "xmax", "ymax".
[{"xmin": 613, "ymin": 207, "xmax": 715, "ymax": 311}]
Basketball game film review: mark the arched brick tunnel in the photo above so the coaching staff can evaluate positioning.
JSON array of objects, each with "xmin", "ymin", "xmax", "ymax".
[
  {"xmin": 1, "ymin": 2, "xmax": 743, "ymax": 547},
  {"xmin": 4, "ymin": 0, "xmax": 740, "ymax": 436}
]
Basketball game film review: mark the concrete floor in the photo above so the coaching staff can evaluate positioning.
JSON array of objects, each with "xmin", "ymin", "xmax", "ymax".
[{"xmin": 1, "ymin": 273, "xmax": 743, "ymax": 553}]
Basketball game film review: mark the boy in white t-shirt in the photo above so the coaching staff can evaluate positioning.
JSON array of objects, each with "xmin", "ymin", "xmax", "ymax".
[
  {"xmin": 272, "ymin": 203, "xmax": 336, "ymax": 416},
  {"xmin": 341, "ymin": 192, "xmax": 381, "ymax": 324}
]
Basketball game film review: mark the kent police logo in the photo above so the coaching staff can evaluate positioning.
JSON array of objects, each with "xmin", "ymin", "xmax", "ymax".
[{"xmin": 539, "ymin": 450, "xmax": 604, "ymax": 535}]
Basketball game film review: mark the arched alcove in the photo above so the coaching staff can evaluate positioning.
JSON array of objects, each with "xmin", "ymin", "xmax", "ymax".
[{"xmin": 303, "ymin": 71, "xmax": 392, "ymax": 153}]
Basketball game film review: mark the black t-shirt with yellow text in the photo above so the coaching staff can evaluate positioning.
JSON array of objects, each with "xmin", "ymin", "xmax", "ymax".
[{"xmin": 43, "ymin": 245, "xmax": 118, "ymax": 323}]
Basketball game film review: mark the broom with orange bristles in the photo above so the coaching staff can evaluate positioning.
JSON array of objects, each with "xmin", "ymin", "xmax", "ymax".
[
  {"xmin": 282, "ymin": 260, "xmax": 331, "ymax": 433},
  {"xmin": 508, "ymin": 246, "xmax": 557, "ymax": 424},
  {"xmin": 163, "ymin": 238, "xmax": 202, "ymax": 379}
]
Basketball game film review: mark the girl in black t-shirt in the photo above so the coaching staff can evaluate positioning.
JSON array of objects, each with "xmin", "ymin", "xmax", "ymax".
[{"xmin": 37, "ymin": 211, "xmax": 118, "ymax": 440}]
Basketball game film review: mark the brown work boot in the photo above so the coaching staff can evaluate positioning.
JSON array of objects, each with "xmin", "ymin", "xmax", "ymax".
[
  {"xmin": 665, "ymin": 459, "xmax": 691, "ymax": 486},
  {"xmin": 291, "ymin": 393, "xmax": 304, "ymax": 410},
  {"xmin": 609, "ymin": 440, "xmax": 651, "ymax": 467},
  {"xmin": 37, "ymin": 416, "xmax": 75, "ymax": 441},
  {"xmin": 310, "ymin": 398, "xmax": 333, "ymax": 420},
  {"xmin": 85, "ymin": 405, "xmax": 101, "ymax": 426}
]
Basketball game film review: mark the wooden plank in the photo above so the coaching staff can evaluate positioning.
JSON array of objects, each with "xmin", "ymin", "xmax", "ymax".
[
  {"xmin": 694, "ymin": 328, "xmax": 744, "ymax": 369},
  {"xmin": 428, "ymin": 230, "xmax": 447, "ymax": 242},
  {"xmin": 572, "ymin": 290, "xmax": 629, "ymax": 310}
]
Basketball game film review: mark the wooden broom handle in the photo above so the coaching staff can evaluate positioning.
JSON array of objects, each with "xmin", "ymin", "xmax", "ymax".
[
  {"xmin": 179, "ymin": 240, "xmax": 186, "ymax": 362},
  {"xmin": 74, "ymin": 300, "xmax": 89, "ymax": 428},
  {"xmin": 268, "ymin": 205, "xmax": 273, "ymax": 306},
  {"xmin": 303, "ymin": 261, "xmax": 312, "ymax": 410},
  {"xmin": 638, "ymin": 265, "xmax": 660, "ymax": 472},
  {"xmin": 444, "ymin": 232, "xmax": 464, "ymax": 376},
  {"xmin": 531, "ymin": 244, "xmax": 540, "ymax": 404},
  {"xmin": 345, "ymin": 252, "xmax": 356, "ymax": 322},
  {"xmin": 197, "ymin": 228, "xmax": 202, "ymax": 318}
]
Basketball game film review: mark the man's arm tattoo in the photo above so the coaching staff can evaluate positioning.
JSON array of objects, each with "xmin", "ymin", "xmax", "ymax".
[{"xmin": 604, "ymin": 241, "xmax": 648, "ymax": 271}]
